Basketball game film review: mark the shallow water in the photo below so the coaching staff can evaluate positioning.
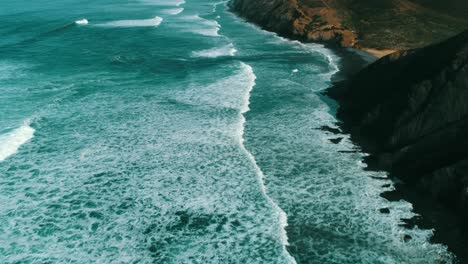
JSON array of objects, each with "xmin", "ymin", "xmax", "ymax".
[{"xmin": 0, "ymin": 0, "xmax": 454, "ymax": 263}]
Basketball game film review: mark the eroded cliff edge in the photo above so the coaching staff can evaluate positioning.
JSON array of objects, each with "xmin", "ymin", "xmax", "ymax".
[
  {"xmin": 230, "ymin": 0, "xmax": 468, "ymax": 53},
  {"xmin": 328, "ymin": 30, "xmax": 468, "ymax": 261}
]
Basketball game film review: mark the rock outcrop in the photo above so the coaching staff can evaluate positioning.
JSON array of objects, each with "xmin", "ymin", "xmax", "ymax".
[
  {"xmin": 230, "ymin": 0, "xmax": 468, "ymax": 51},
  {"xmin": 229, "ymin": 0, "xmax": 358, "ymax": 47},
  {"xmin": 328, "ymin": 30, "xmax": 468, "ymax": 260}
]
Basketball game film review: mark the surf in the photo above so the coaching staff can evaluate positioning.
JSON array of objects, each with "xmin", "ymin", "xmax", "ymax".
[
  {"xmin": 141, "ymin": 0, "xmax": 186, "ymax": 6},
  {"xmin": 191, "ymin": 44, "xmax": 237, "ymax": 58},
  {"xmin": 0, "ymin": 120, "xmax": 35, "ymax": 162},
  {"xmin": 237, "ymin": 62, "xmax": 296, "ymax": 263},
  {"xmin": 179, "ymin": 15, "xmax": 220, "ymax": 37},
  {"xmin": 162, "ymin": 8, "xmax": 184, "ymax": 15},
  {"xmin": 97, "ymin": 16, "xmax": 163, "ymax": 27},
  {"xmin": 75, "ymin": 19, "xmax": 89, "ymax": 25}
]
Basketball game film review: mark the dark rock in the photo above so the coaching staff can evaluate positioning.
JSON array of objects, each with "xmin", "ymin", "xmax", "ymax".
[
  {"xmin": 403, "ymin": 234, "xmax": 413, "ymax": 242},
  {"xmin": 318, "ymin": 125, "xmax": 342, "ymax": 134},
  {"xmin": 379, "ymin": 208, "xmax": 391, "ymax": 214},
  {"xmin": 381, "ymin": 190, "xmax": 401, "ymax": 201},
  {"xmin": 400, "ymin": 216, "xmax": 426, "ymax": 229},
  {"xmin": 329, "ymin": 137, "xmax": 343, "ymax": 144},
  {"xmin": 328, "ymin": 30, "xmax": 468, "ymax": 262},
  {"xmin": 369, "ymin": 176, "xmax": 388, "ymax": 180},
  {"xmin": 338, "ymin": 150, "xmax": 359, "ymax": 153}
]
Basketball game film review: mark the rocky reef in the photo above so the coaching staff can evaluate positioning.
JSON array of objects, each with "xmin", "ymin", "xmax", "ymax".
[
  {"xmin": 229, "ymin": 0, "xmax": 468, "ymax": 51},
  {"xmin": 328, "ymin": 30, "xmax": 468, "ymax": 261}
]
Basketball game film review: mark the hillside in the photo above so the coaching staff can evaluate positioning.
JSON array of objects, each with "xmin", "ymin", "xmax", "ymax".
[{"xmin": 230, "ymin": 0, "xmax": 468, "ymax": 52}]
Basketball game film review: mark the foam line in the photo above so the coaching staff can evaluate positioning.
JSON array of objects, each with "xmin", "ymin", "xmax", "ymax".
[
  {"xmin": 141, "ymin": 0, "xmax": 185, "ymax": 6},
  {"xmin": 97, "ymin": 17, "xmax": 163, "ymax": 27},
  {"xmin": 237, "ymin": 62, "xmax": 297, "ymax": 264},
  {"xmin": 191, "ymin": 44, "xmax": 237, "ymax": 58},
  {"xmin": 180, "ymin": 15, "xmax": 220, "ymax": 37},
  {"xmin": 0, "ymin": 120, "xmax": 35, "ymax": 162},
  {"xmin": 162, "ymin": 8, "xmax": 184, "ymax": 15}
]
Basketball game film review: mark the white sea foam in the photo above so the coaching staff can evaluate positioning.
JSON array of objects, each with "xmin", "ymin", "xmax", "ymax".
[
  {"xmin": 180, "ymin": 15, "xmax": 220, "ymax": 37},
  {"xmin": 191, "ymin": 44, "xmax": 237, "ymax": 58},
  {"xmin": 288, "ymin": 41, "xmax": 340, "ymax": 81},
  {"xmin": 75, "ymin": 19, "xmax": 89, "ymax": 25},
  {"xmin": 318, "ymin": 48, "xmax": 340, "ymax": 79},
  {"xmin": 175, "ymin": 61, "xmax": 297, "ymax": 261},
  {"xmin": 0, "ymin": 120, "xmax": 35, "ymax": 162},
  {"xmin": 178, "ymin": 62, "xmax": 254, "ymax": 111},
  {"xmin": 162, "ymin": 8, "xmax": 184, "ymax": 15},
  {"xmin": 190, "ymin": 28, "xmax": 219, "ymax": 37},
  {"xmin": 273, "ymin": 35, "xmax": 340, "ymax": 82},
  {"xmin": 97, "ymin": 16, "xmax": 163, "ymax": 27},
  {"xmin": 141, "ymin": 0, "xmax": 185, "ymax": 6},
  {"xmin": 231, "ymin": 17, "xmax": 340, "ymax": 85},
  {"xmin": 211, "ymin": 1, "xmax": 225, "ymax": 12},
  {"xmin": 237, "ymin": 62, "xmax": 296, "ymax": 263}
]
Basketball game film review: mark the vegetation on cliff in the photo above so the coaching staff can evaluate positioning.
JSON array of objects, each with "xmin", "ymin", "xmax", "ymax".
[{"xmin": 230, "ymin": 0, "xmax": 468, "ymax": 51}]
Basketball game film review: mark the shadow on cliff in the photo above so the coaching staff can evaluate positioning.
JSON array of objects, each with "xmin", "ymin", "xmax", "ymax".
[{"xmin": 326, "ymin": 30, "xmax": 468, "ymax": 263}]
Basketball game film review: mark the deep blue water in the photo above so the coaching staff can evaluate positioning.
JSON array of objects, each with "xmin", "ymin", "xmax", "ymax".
[{"xmin": 0, "ymin": 0, "xmax": 454, "ymax": 263}]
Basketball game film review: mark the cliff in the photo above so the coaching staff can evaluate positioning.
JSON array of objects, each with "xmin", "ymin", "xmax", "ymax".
[
  {"xmin": 328, "ymin": 30, "xmax": 468, "ymax": 261},
  {"xmin": 229, "ymin": 0, "xmax": 358, "ymax": 47},
  {"xmin": 229, "ymin": 0, "xmax": 468, "ymax": 52}
]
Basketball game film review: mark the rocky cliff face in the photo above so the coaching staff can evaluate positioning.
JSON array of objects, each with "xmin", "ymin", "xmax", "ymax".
[
  {"xmin": 229, "ymin": 0, "xmax": 358, "ymax": 47},
  {"xmin": 230, "ymin": 0, "xmax": 468, "ymax": 51},
  {"xmin": 328, "ymin": 30, "xmax": 468, "ymax": 260}
]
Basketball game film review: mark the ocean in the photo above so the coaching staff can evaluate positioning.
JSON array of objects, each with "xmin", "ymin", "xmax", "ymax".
[{"xmin": 0, "ymin": 0, "xmax": 455, "ymax": 263}]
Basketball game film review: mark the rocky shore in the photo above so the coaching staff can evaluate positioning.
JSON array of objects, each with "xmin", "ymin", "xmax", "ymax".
[
  {"xmin": 327, "ymin": 30, "xmax": 468, "ymax": 262},
  {"xmin": 230, "ymin": 0, "xmax": 468, "ymax": 261}
]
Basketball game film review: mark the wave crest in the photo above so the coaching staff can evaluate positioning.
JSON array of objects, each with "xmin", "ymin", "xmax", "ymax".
[
  {"xmin": 98, "ymin": 17, "xmax": 163, "ymax": 27},
  {"xmin": 0, "ymin": 120, "xmax": 35, "ymax": 162},
  {"xmin": 75, "ymin": 19, "xmax": 89, "ymax": 25},
  {"xmin": 163, "ymin": 8, "xmax": 184, "ymax": 15},
  {"xmin": 191, "ymin": 44, "xmax": 237, "ymax": 58}
]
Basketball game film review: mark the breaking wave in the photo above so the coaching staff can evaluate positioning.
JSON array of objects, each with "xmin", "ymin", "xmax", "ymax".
[
  {"xmin": 97, "ymin": 17, "xmax": 163, "ymax": 27},
  {"xmin": 0, "ymin": 120, "xmax": 35, "ymax": 162}
]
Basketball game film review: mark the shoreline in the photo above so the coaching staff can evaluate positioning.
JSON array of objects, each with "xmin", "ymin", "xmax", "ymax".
[
  {"xmin": 327, "ymin": 46, "xmax": 468, "ymax": 264},
  {"xmin": 310, "ymin": 43, "xmax": 468, "ymax": 263},
  {"xmin": 328, "ymin": 47, "xmax": 377, "ymax": 83},
  {"xmin": 228, "ymin": 3, "xmax": 466, "ymax": 262},
  {"xmin": 309, "ymin": 31, "xmax": 468, "ymax": 264},
  {"xmin": 328, "ymin": 47, "xmax": 467, "ymax": 264}
]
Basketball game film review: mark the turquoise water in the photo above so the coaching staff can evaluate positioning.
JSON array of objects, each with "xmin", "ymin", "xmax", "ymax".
[{"xmin": 0, "ymin": 0, "xmax": 455, "ymax": 263}]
